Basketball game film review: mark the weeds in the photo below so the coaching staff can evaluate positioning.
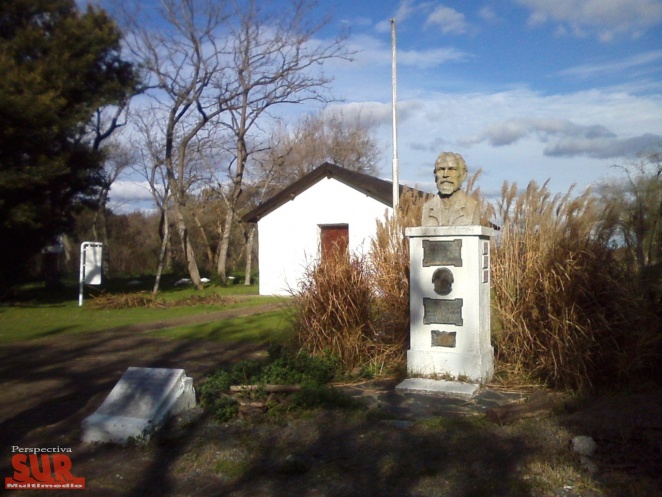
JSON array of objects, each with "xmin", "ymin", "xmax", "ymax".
[
  {"xmin": 89, "ymin": 292, "xmax": 233, "ymax": 309},
  {"xmin": 199, "ymin": 346, "xmax": 356, "ymax": 422}
]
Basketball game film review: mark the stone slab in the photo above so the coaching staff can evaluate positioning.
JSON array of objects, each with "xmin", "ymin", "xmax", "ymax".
[
  {"xmin": 395, "ymin": 378, "xmax": 480, "ymax": 398},
  {"xmin": 82, "ymin": 367, "xmax": 195, "ymax": 444}
]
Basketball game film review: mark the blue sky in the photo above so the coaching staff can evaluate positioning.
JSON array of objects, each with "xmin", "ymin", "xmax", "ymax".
[{"xmin": 107, "ymin": 0, "xmax": 662, "ymax": 209}]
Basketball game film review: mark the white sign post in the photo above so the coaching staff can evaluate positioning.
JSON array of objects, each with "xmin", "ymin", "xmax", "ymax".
[{"xmin": 79, "ymin": 242, "xmax": 103, "ymax": 306}]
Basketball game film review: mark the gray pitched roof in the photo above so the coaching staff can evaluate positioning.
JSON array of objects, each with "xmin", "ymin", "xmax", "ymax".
[{"xmin": 242, "ymin": 162, "xmax": 408, "ymax": 223}]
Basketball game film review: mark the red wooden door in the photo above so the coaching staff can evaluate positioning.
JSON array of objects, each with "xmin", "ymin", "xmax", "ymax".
[{"xmin": 320, "ymin": 225, "xmax": 349, "ymax": 260}]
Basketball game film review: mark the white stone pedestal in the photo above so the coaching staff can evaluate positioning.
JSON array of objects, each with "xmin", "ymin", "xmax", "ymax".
[{"xmin": 400, "ymin": 226, "xmax": 494, "ymax": 391}]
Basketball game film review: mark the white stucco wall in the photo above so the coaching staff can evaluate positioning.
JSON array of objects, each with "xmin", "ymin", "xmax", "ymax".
[{"xmin": 257, "ymin": 177, "xmax": 393, "ymax": 295}]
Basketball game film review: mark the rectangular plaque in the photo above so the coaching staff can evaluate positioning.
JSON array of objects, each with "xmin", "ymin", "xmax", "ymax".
[
  {"xmin": 482, "ymin": 255, "xmax": 489, "ymax": 269},
  {"xmin": 422, "ymin": 239, "xmax": 462, "ymax": 267},
  {"xmin": 423, "ymin": 298, "xmax": 463, "ymax": 326},
  {"xmin": 483, "ymin": 270, "xmax": 489, "ymax": 283},
  {"xmin": 431, "ymin": 330, "xmax": 457, "ymax": 348},
  {"xmin": 483, "ymin": 241, "xmax": 489, "ymax": 255}
]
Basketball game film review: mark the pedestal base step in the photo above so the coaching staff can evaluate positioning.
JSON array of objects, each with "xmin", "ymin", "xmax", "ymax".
[{"xmin": 395, "ymin": 378, "xmax": 480, "ymax": 398}]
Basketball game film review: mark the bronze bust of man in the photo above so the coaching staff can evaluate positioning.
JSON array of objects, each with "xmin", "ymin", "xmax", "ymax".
[{"xmin": 422, "ymin": 152, "xmax": 480, "ymax": 226}]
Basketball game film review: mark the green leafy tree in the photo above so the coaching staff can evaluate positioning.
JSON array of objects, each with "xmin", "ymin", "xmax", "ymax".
[
  {"xmin": 599, "ymin": 151, "xmax": 662, "ymax": 304},
  {"xmin": 0, "ymin": 0, "xmax": 137, "ymax": 286}
]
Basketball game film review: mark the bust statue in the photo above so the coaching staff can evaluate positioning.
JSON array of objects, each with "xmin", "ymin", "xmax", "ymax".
[{"xmin": 422, "ymin": 152, "xmax": 480, "ymax": 226}]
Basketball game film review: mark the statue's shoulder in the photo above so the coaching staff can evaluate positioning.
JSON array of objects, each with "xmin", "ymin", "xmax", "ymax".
[
  {"xmin": 423, "ymin": 194, "xmax": 442, "ymax": 207},
  {"xmin": 455, "ymin": 190, "xmax": 478, "ymax": 207}
]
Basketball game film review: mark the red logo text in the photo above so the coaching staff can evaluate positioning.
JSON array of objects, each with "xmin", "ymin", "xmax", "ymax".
[{"xmin": 5, "ymin": 454, "xmax": 85, "ymax": 490}]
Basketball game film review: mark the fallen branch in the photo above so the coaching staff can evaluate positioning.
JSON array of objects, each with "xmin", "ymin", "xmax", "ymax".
[
  {"xmin": 230, "ymin": 384, "xmax": 302, "ymax": 393},
  {"xmin": 237, "ymin": 400, "xmax": 268, "ymax": 409}
]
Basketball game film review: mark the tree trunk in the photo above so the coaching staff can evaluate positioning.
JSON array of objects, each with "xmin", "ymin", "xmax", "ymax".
[
  {"xmin": 192, "ymin": 208, "xmax": 215, "ymax": 267},
  {"xmin": 92, "ymin": 188, "xmax": 111, "ymax": 275},
  {"xmin": 153, "ymin": 208, "xmax": 170, "ymax": 294},
  {"xmin": 216, "ymin": 206, "xmax": 235, "ymax": 284},
  {"xmin": 217, "ymin": 135, "xmax": 248, "ymax": 284},
  {"xmin": 244, "ymin": 224, "xmax": 255, "ymax": 286},
  {"xmin": 172, "ymin": 201, "xmax": 203, "ymax": 290}
]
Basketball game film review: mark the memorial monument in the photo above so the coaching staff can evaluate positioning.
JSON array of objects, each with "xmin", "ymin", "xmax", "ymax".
[{"xmin": 397, "ymin": 152, "xmax": 493, "ymax": 397}]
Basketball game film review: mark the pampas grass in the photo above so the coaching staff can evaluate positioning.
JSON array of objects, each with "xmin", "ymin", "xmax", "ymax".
[
  {"xmin": 292, "ymin": 189, "xmax": 427, "ymax": 374},
  {"xmin": 491, "ymin": 181, "xmax": 660, "ymax": 391},
  {"xmin": 291, "ymin": 172, "xmax": 659, "ymax": 390}
]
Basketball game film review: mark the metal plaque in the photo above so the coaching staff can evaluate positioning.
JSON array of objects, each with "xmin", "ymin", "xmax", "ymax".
[
  {"xmin": 423, "ymin": 298, "xmax": 463, "ymax": 326},
  {"xmin": 422, "ymin": 239, "xmax": 462, "ymax": 267},
  {"xmin": 432, "ymin": 267, "xmax": 454, "ymax": 296},
  {"xmin": 431, "ymin": 330, "xmax": 457, "ymax": 348}
]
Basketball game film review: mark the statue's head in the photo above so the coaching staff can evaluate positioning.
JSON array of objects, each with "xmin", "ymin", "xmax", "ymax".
[{"xmin": 433, "ymin": 152, "xmax": 467, "ymax": 196}]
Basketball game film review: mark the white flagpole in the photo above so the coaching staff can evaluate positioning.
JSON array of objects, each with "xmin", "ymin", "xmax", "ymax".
[{"xmin": 391, "ymin": 18, "xmax": 400, "ymax": 212}]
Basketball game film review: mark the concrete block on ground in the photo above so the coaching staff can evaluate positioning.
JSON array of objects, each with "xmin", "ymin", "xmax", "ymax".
[{"xmin": 82, "ymin": 367, "xmax": 195, "ymax": 444}]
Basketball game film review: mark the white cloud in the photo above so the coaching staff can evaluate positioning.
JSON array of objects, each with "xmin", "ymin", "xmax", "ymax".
[
  {"xmin": 458, "ymin": 116, "xmax": 662, "ymax": 159},
  {"xmin": 545, "ymin": 133, "xmax": 662, "ymax": 158},
  {"xmin": 478, "ymin": 5, "xmax": 500, "ymax": 23},
  {"xmin": 375, "ymin": 0, "xmax": 419, "ymax": 33},
  {"xmin": 461, "ymin": 118, "xmax": 616, "ymax": 146},
  {"xmin": 109, "ymin": 180, "xmax": 154, "ymax": 202},
  {"xmin": 515, "ymin": 0, "xmax": 662, "ymax": 40},
  {"xmin": 398, "ymin": 46, "xmax": 469, "ymax": 68},
  {"xmin": 559, "ymin": 50, "xmax": 662, "ymax": 78},
  {"xmin": 331, "ymin": 86, "xmax": 662, "ymax": 194},
  {"xmin": 425, "ymin": 5, "xmax": 470, "ymax": 35},
  {"xmin": 327, "ymin": 100, "xmax": 425, "ymax": 128},
  {"xmin": 106, "ymin": 180, "xmax": 157, "ymax": 214},
  {"xmin": 346, "ymin": 33, "xmax": 469, "ymax": 68}
]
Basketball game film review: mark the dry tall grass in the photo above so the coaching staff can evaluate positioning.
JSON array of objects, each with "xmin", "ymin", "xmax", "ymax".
[
  {"xmin": 292, "ymin": 189, "xmax": 427, "ymax": 373},
  {"xmin": 293, "ymin": 175, "xmax": 659, "ymax": 389},
  {"xmin": 369, "ymin": 189, "xmax": 428, "ymax": 368},
  {"xmin": 292, "ymin": 250, "xmax": 376, "ymax": 370},
  {"xmin": 491, "ymin": 181, "xmax": 660, "ymax": 391}
]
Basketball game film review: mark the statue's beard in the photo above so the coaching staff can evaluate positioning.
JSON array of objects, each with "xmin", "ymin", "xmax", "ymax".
[{"xmin": 437, "ymin": 182, "xmax": 458, "ymax": 195}]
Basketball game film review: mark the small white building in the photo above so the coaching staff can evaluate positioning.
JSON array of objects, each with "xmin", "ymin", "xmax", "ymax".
[{"xmin": 243, "ymin": 163, "xmax": 403, "ymax": 296}]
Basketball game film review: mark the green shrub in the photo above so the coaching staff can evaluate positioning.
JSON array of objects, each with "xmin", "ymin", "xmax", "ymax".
[
  {"xmin": 287, "ymin": 385, "xmax": 363, "ymax": 411},
  {"xmin": 199, "ymin": 347, "xmax": 350, "ymax": 421},
  {"xmin": 208, "ymin": 395, "xmax": 239, "ymax": 422}
]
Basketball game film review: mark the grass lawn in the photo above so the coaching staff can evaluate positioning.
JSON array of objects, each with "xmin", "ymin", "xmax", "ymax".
[
  {"xmin": 0, "ymin": 279, "xmax": 288, "ymax": 343},
  {"xmin": 148, "ymin": 309, "xmax": 292, "ymax": 343}
]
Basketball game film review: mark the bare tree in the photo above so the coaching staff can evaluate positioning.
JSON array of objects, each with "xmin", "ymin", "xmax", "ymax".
[
  {"xmin": 121, "ymin": 0, "xmax": 349, "ymax": 286},
  {"xmin": 268, "ymin": 108, "xmax": 382, "ymax": 184},
  {"xmin": 235, "ymin": 109, "xmax": 381, "ymax": 284},
  {"xmin": 122, "ymin": 0, "xmax": 233, "ymax": 289},
  {"xmin": 211, "ymin": 0, "xmax": 351, "ymax": 283}
]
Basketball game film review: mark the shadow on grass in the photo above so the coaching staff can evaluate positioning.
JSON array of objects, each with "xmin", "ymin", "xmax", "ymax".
[
  {"xmin": 116, "ymin": 409, "xmax": 533, "ymax": 497},
  {"xmin": 150, "ymin": 311, "xmax": 292, "ymax": 343},
  {"xmin": 0, "ymin": 320, "xmax": 537, "ymax": 497},
  {"xmin": 0, "ymin": 327, "xmax": 262, "ymax": 491},
  {"xmin": 7, "ymin": 323, "xmax": 657, "ymax": 496}
]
